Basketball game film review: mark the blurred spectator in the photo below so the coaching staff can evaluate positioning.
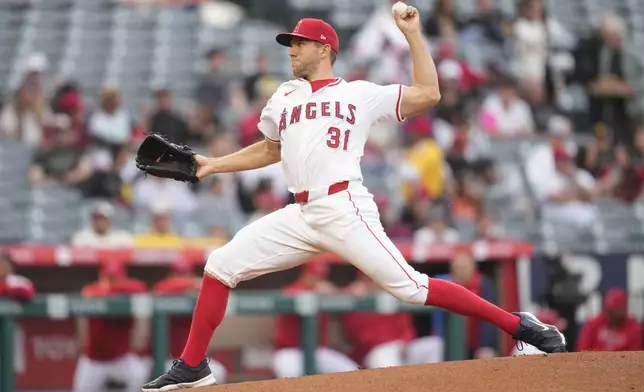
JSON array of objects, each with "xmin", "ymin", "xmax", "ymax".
[
  {"xmin": 478, "ymin": 75, "xmax": 535, "ymax": 137},
  {"xmin": 29, "ymin": 114, "xmax": 93, "ymax": 188},
  {"xmin": 577, "ymin": 288, "xmax": 642, "ymax": 351},
  {"xmin": 374, "ymin": 193, "xmax": 413, "ymax": 239},
  {"xmin": 436, "ymin": 51, "xmax": 487, "ymax": 96},
  {"xmin": 195, "ymin": 48, "xmax": 230, "ymax": 121},
  {"xmin": 436, "ymin": 112, "xmax": 491, "ymax": 177},
  {"xmin": 632, "ymin": 124, "xmax": 644, "ymax": 165},
  {"xmin": 574, "ymin": 12, "xmax": 643, "ymax": 143},
  {"xmin": 433, "ymin": 250, "xmax": 497, "ymax": 359},
  {"xmin": 413, "ymin": 205, "xmax": 460, "ymax": 259},
  {"xmin": 71, "ymin": 202, "xmax": 134, "ymax": 248},
  {"xmin": 452, "ymin": 173, "xmax": 483, "ymax": 222},
  {"xmin": 49, "ymin": 82, "xmax": 87, "ymax": 147},
  {"xmin": 341, "ymin": 271, "xmax": 444, "ymax": 368},
  {"xmin": 20, "ymin": 52, "xmax": 50, "ymax": 96},
  {"xmin": 461, "ymin": 0, "xmax": 509, "ymax": 45},
  {"xmin": 146, "ymin": 89, "xmax": 190, "ymax": 144},
  {"xmin": 474, "ymin": 212, "xmax": 504, "ymax": 240},
  {"xmin": 401, "ymin": 117, "xmax": 445, "ymax": 201},
  {"xmin": 525, "ymin": 114, "xmax": 575, "ymax": 191},
  {"xmin": 575, "ymin": 124, "xmax": 613, "ymax": 178},
  {"xmin": 247, "ymin": 184, "xmax": 283, "ymax": 223},
  {"xmin": 512, "ymin": 308, "xmax": 567, "ymax": 355},
  {"xmin": 0, "ymin": 82, "xmax": 50, "ymax": 148},
  {"xmin": 88, "ymin": 86, "xmax": 133, "ymax": 151},
  {"xmin": 432, "ymin": 60, "xmax": 468, "ymax": 123},
  {"xmin": 0, "ymin": 250, "xmax": 35, "ymax": 302},
  {"xmin": 598, "ymin": 145, "xmax": 644, "ymax": 203},
  {"xmin": 349, "ymin": 0, "xmax": 412, "ymax": 84},
  {"xmin": 73, "ymin": 262, "xmax": 149, "ymax": 392},
  {"xmin": 476, "ymin": 158, "xmax": 531, "ymax": 216},
  {"xmin": 423, "ymin": 0, "xmax": 462, "ymax": 39},
  {"xmin": 196, "ymin": 176, "xmax": 245, "ymax": 239},
  {"xmin": 512, "ymin": 0, "xmax": 573, "ymax": 98},
  {"xmin": 151, "ymin": 258, "xmax": 227, "ymax": 383},
  {"xmin": 538, "ymin": 146, "xmax": 599, "ymax": 229},
  {"xmin": 134, "ymin": 203, "xmax": 185, "ymax": 248},
  {"xmin": 243, "ymin": 52, "xmax": 278, "ymax": 103},
  {"xmin": 132, "ymin": 176, "xmax": 198, "ymax": 222},
  {"xmin": 272, "ymin": 262, "xmax": 358, "ymax": 378},
  {"xmin": 238, "ymin": 77, "xmax": 280, "ymax": 147},
  {"xmin": 401, "ymin": 195, "xmax": 433, "ymax": 231},
  {"xmin": 238, "ymin": 162, "xmax": 289, "ymax": 204}
]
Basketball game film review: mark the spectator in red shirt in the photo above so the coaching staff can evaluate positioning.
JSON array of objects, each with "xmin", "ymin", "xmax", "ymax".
[
  {"xmin": 341, "ymin": 271, "xmax": 444, "ymax": 368},
  {"xmin": 0, "ymin": 251, "xmax": 35, "ymax": 301},
  {"xmin": 272, "ymin": 262, "xmax": 358, "ymax": 378},
  {"xmin": 152, "ymin": 258, "xmax": 228, "ymax": 383},
  {"xmin": 72, "ymin": 262, "xmax": 149, "ymax": 392},
  {"xmin": 577, "ymin": 288, "xmax": 642, "ymax": 352}
]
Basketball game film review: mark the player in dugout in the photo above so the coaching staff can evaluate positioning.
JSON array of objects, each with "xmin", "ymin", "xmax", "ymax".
[{"xmin": 73, "ymin": 262, "xmax": 149, "ymax": 392}]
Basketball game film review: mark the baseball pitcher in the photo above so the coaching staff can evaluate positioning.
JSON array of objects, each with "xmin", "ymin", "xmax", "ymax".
[{"xmin": 139, "ymin": 4, "xmax": 566, "ymax": 390}]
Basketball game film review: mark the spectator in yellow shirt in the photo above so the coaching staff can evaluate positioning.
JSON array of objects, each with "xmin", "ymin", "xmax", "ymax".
[
  {"xmin": 402, "ymin": 117, "xmax": 445, "ymax": 201},
  {"xmin": 134, "ymin": 204, "xmax": 185, "ymax": 249}
]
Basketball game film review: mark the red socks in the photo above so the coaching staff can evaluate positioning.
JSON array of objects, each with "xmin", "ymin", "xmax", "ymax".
[
  {"xmin": 425, "ymin": 278, "xmax": 520, "ymax": 335},
  {"xmin": 181, "ymin": 276, "xmax": 520, "ymax": 367},
  {"xmin": 181, "ymin": 275, "xmax": 230, "ymax": 367}
]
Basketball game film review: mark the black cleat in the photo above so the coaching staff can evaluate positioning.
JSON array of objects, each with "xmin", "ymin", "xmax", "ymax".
[
  {"xmin": 142, "ymin": 358, "xmax": 216, "ymax": 391},
  {"xmin": 513, "ymin": 312, "xmax": 567, "ymax": 353}
]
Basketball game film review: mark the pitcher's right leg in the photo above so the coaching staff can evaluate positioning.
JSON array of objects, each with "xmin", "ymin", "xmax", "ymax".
[
  {"xmin": 142, "ymin": 204, "xmax": 320, "ymax": 391},
  {"xmin": 314, "ymin": 189, "xmax": 566, "ymax": 356}
]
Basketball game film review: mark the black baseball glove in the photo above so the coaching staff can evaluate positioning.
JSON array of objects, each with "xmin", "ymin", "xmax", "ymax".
[{"xmin": 135, "ymin": 133, "xmax": 199, "ymax": 183}]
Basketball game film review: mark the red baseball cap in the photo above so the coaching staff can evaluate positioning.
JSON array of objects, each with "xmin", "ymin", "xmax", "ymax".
[
  {"xmin": 276, "ymin": 18, "xmax": 339, "ymax": 54},
  {"xmin": 604, "ymin": 288, "xmax": 627, "ymax": 311}
]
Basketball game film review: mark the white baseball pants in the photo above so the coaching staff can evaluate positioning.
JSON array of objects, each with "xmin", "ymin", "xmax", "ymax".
[
  {"xmin": 205, "ymin": 184, "xmax": 429, "ymax": 305},
  {"xmin": 72, "ymin": 354, "xmax": 149, "ymax": 392},
  {"xmin": 363, "ymin": 336, "xmax": 445, "ymax": 369},
  {"xmin": 272, "ymin": 347, "xmax": 359, "ymax": 378}
]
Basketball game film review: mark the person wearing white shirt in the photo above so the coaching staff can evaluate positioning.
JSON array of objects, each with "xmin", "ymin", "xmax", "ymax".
[
  {"xmin": 0, "ymin": 83, "xmax": 50, "ymax": 149},
  {"xmin": 538, "ymin": 147, "xmax": 599, "ymax": 229},
  {"xmin": 72, "ymin": 202, "xmax": 134, "ymax": 248},
  {"xmin": 479, "ymin": 76, "xmax": 535, "ymax": 138},
  {"xmin": 133, "ymin": 177, "xmax": 198, "ymax": 216},
  {"xmin": 512, "ymin": 0, "xmax": 575, "ymax": 86},
  {"xmin": 524, "ymin": 115, "xmax": 577, "ymax": 194},
  {"xmin": 348, "ymin": 0, "xmax": 413, "ymax": 85},
  {"xmin": 88, "ymin": 87, "xmax": 132, "ymax": 147}
]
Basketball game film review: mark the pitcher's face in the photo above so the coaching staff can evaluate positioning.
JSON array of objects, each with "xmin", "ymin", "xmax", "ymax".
[{"xmin": 289, "ymin": 38, "xmax": 322, "ymax": 79}]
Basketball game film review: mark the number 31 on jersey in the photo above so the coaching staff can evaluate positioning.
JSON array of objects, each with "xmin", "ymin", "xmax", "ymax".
[{"xmin": 327, "ymin": 127, "xmax": 350, "ymax": 150}]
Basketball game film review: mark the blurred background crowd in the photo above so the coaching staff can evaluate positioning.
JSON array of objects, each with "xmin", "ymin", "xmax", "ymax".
[
  {"xmin": 0, "ymin": 0, "xmax": 643, "ymax": 390},
  {"xmin": 1, "ymin": 0, "xmax": 644, "ymax": 251}
]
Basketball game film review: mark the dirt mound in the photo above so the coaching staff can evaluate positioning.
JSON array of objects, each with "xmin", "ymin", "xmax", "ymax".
[{"xmin": 203, "ymin": 352, "xmax": 644, "ymax": 392}]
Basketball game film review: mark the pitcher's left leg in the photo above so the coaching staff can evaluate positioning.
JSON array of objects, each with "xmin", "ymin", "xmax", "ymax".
[{"xmin": 317, "ymin": 189, "xmax": 566, "ymax": 354}]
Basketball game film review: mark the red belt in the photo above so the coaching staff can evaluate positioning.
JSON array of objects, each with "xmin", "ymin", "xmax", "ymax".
[{"xmin": 293, "ymin": 181, "xmax": 349, "ymax": 203}]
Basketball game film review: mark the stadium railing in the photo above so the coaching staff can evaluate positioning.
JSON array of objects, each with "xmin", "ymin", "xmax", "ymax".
[{"xmin": 0, "ymin": 292, "xmax": 465, "ymax": 392}]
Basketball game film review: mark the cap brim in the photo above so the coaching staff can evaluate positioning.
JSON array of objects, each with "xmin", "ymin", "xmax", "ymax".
[{"xmin": 276, "ymin": 32, "xmax": 312, "ymax": 47}]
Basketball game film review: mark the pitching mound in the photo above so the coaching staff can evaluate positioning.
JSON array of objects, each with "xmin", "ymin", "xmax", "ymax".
[{"xmin": 205, "ymin": 351, "xmax": 644, "ymax": 392}]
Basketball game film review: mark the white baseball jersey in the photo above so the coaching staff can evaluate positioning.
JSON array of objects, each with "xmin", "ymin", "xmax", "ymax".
[{"xmin": 257, "ymin": 77, "xmax": 404, "ymax": 193}]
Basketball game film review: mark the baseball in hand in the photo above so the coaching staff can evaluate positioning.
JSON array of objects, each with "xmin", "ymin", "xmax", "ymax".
[{"xmin": 392, "ymin": 1, "xmax": 408, "ymax": 15}]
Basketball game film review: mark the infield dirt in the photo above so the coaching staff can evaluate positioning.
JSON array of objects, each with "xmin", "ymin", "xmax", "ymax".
[{"xmin": 198, "ymin": 351, "xmax": 644, "ymax": 392}]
